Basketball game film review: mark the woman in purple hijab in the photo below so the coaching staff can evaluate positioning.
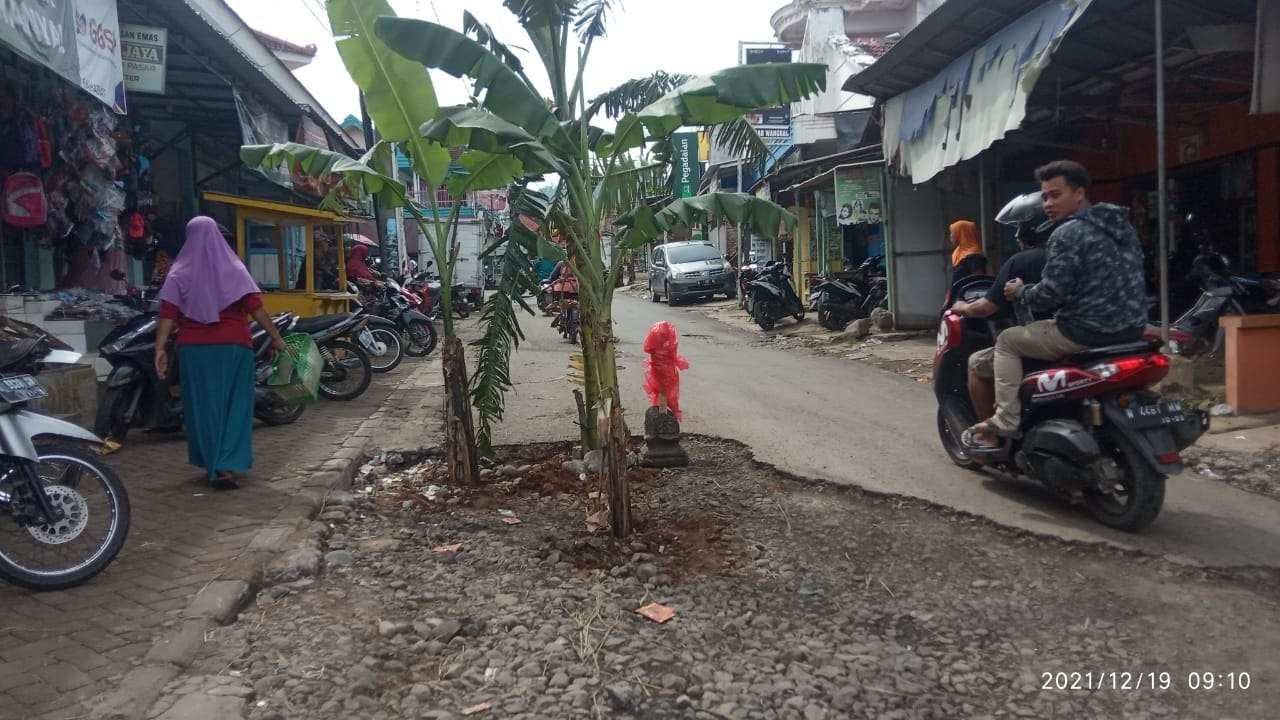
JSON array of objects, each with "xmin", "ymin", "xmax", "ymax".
[{"xmin": 156, "ymin": 216, "xmax": 288, "ymax": 488}]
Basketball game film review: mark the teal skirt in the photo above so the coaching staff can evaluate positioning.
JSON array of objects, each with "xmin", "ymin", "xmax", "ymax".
[{"xmin": 179, "ymin": 344, "xmax": 254, "ymax": 480}]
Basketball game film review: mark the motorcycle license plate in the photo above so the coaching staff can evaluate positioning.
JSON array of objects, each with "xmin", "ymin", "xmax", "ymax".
[
  {"xmin": 358, "ymin": 328, "xmax": 375, "ymax": 345},
  {"xmin": 0, "ymin": 374, "xmax": 47, "ymax": 404},
  {"xmin": 1122, "ymin": 400, "xmax": 1187, "ymax": 430}
]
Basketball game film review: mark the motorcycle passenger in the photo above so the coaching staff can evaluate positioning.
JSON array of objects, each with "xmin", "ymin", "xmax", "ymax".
[
  {"xmin": 949, "ymin": 220, "xmax": 987, "ymax": 281},
  {"xmin": 965, "ymin": 160, "xmax": 1148, "ymax": 448},
  {"xmin": 950, "ymin": 220, "xmax": 1051, "ymax": 423}
]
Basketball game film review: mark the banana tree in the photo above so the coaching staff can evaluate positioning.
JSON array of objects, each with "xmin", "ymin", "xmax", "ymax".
[
  {"xmin": 367, "ymin": 3, "xmax": 824, "ymax": 536},
  {"xmin": 240, "ymin": 0, "xmax": 547, "ymax": 486}
]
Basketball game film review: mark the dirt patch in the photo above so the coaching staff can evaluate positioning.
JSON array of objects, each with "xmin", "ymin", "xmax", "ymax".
[{"xmin": 188, "ymin": 438, "xmax": 1279, "ymax": 720}]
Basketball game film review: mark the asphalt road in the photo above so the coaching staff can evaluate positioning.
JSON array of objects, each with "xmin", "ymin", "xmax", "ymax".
[{"xmin": 491, "ymin": 292, "xmax": 1280, "ymax": 568}]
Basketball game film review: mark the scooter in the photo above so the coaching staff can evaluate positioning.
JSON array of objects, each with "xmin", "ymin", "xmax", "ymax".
[
  {"xmin": 0, "ymin": 316, "xmax": 131, "ymax": 590},
  {"xmin": 747, "ymin": 261, "xmax": 805, "ymax": 330},
  {"xmin": 933, "ymin": 274, "xmax": 1208, "ymax": 531},
  {"xmin": 808, "ymin": 255, "xmax": 888, "ymax": 331},
  {"xmin": 1143, "ymin": 249, "xmax": 1280, "ymax": 357},
  {"xmin": 95, "ymin": 312, "xmax": 304, "ymax": 443}
]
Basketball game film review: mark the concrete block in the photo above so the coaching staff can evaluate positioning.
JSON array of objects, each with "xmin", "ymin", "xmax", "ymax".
[
  {"xmin": 143, "ymin": 619, "xmax": 212, "ymax": 668},
  {"xmin": 88, "ymin": 663, "xmax": 182, "ymax": 720},
  {"xmin": 184, "ymin": 580, "xmax": 250, "ymax": 624}
]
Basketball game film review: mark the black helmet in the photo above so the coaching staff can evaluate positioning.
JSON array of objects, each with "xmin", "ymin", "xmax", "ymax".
[{"xmin": 996, "ymin": 192, "xmax": 1050, "ymax": 247}]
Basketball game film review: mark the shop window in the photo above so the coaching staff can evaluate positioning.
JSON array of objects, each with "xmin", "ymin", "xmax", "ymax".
[
  {"xmin": 313, "ymin": 224, "xmax": 343, "ymax": 292},
  {"xmin": 245, "ymin": 218, "xmax": 307, "ymax": 291}
]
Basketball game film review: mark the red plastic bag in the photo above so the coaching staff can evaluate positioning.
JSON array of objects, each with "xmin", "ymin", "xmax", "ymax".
[{"xmin": 643, "ymin": 321, "xmax": 689, "ymax": 420}]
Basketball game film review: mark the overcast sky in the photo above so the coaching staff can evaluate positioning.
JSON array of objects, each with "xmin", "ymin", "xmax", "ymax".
[{"xmin": 225, "ymin": 0, "xmax": 789, "ymax": 125}]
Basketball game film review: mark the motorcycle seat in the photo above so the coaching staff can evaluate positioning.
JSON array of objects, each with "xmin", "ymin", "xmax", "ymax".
[
  {"xmin": 1066, "ymin": 339, "xmax": 1161, "ymax": 364},
  {"xmin": 292, "ymin": 313, "xmax": 354, "ymax": 334}
]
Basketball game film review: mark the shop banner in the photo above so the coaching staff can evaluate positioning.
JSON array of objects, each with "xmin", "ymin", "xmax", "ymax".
[
  {"xmin": 0, "ymin": 0, "xmax": 79, "ymax": 86},
  {"xmin": 0, "ymin": 0, "xmax": 125, "ymax": 113},
  {"xmin": 120, "ymin": 23, "xmax": 165, "ymax": 94},
  {"xmin": 671, "ymin": 131, "xmax": 701, "ymax": 199},
  {"xmin": 834, "ymin": 166, "xmax": 882, "ymax": 226},
  {"xmin": 73, "ymin": 0, "xmax": 125, "ymax": 112}
]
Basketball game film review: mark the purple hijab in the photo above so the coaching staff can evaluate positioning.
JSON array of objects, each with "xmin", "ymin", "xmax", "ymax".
[{"xmin": 159, "ymin": 216, "xmax": 261, "ymax": 324}]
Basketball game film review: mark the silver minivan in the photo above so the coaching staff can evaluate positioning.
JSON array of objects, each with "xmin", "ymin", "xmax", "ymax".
[{"xmin": 648, "ymin": 241, "xmax": 737, "ymax": 305}]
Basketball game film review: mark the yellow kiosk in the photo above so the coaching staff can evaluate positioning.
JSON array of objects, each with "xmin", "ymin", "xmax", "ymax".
[{"xmin": 203, "ymin": 192, "xmax": 359, "ymax": 316}]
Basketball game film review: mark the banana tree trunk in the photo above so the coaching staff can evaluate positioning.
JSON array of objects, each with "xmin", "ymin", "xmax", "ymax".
[
  {"xmin": 581, "ymin": 301, "xmax": 631, "ymax": 538},
  {"xmin": 441, "ymin": 336, "xmax": 479, "ymax": 485}
]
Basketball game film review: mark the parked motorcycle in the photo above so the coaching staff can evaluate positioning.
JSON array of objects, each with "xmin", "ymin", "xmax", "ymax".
[
  {"xmin": 0, "ymin": 317, "xmax": 131, "ymax": 590},
  {"xmin": 280, "ymin": 313, "xmax": 374, "ymax": 401},
  {"xmin": 933, "ymin": 275, "xmax": 1207, "ymax": 531},
  {"xmin": 747, "ymin": 261, "xmax": 805, "ymax": 330},
  {"xmin": 808, "ymin": 255, "xmax": 888, "ymax": 331},
  {"xmin": 738, "ymin": 261, "xmax": 763, "ymax": 313},
  {"xmin": 1143, "ymin": 249, "xmax": 1280, "ymax": 357},
  {"xmin": 350, "ymin": 280, "xmax": 438, "ymax": 358},
  {"xmin": 95, "ymin": 312, "xmax": 304, "ymax": 442}
]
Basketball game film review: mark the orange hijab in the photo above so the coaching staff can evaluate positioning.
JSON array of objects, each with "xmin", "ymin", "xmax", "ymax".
[{"xmin": 950, "ymin": 221, "xmax": 981, "ymax": 267}]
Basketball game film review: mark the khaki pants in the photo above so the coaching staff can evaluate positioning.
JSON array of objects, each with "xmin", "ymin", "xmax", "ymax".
[{"xmin": 989, "ymin": 319, "xmax": 1086, "ymax": 433}]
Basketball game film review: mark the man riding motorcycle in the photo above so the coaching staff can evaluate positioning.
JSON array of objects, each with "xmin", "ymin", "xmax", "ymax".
[{"xmin": 965, "ymin": 160, "xmax": 1148, "ymax": 448}]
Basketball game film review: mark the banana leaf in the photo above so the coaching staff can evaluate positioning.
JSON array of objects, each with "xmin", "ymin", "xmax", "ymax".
[
  {"xmin": 421, "ymin": 107, "xmax": 559, "ymax": 174},
  {"xmin": 636, "ymin": 63, "xmax": 827, "ymax": 140},
  {"xmin": 375, "ymin": 17, "xmax": 566, "ymax": 144},
  {"xmin": 327, "ymin": 0, "xmax": 451, "ymax": 187},
  {"xmin": 240, "ymin": 141, "xmax": 405, "ymax": 210},
  {"xmin": 616, "ymin": 192, "xmax": 798, "ymax": 248},
  {"xmin": 446, "ymin": 151, "xmax": 525, "ymax": 196}
]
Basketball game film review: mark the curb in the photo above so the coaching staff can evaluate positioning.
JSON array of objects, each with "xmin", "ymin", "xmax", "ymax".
[{"xmin": 88, "ymin": 416, "xmax": 381, "ymax": 720}]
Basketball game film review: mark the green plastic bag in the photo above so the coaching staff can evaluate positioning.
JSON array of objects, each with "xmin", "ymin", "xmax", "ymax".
[{"xmin": 267, "ymin": 333, "xmax": 322, "ymax": 405}]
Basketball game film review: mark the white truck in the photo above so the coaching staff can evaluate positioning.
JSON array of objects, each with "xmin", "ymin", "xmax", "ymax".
[{"xmin": 451, "ymin": 221, "xmax": 486, "ymax": 308}]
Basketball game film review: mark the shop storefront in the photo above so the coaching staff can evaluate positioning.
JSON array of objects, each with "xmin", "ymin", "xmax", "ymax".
[{"xmin": 1, "ymin": 0, "xmax": 357, "ymax": 305}]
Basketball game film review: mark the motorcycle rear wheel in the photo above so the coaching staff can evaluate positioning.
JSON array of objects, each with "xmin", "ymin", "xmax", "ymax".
[
  {"xmin": 94, "ymin": 385, "xmax": 135, "ymax": 443},
  {"xmin": 403, "ymin": 319, "xmax": 438, "ymax": 357},
  {"xmin": 0, "ymin": 444, "xmax": 131, "ymax": 591},
  {"xmin": 255, "ymin": 399, "xmax": 305, "ymax": 426},
  {"xmin": 1085, "ymin": 432, "xmax": 1165, "ymax": 532},
  {"xmin": 318, "ymin": 339, "xmax": 372, "ymax": 401}
]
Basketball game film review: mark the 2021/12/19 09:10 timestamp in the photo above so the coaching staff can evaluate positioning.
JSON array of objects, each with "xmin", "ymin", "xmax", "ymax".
[{"xmin": 1040, "ymin": 671, "xmax": 1253, "ymax": 691}]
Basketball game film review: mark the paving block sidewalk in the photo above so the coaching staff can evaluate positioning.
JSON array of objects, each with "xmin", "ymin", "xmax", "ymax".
[{"xmin": 0, "ymin": 357, "xmax": 443, "ymax": 720}]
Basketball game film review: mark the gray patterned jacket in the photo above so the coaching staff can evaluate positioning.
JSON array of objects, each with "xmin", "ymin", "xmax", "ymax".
[{"xmin": 1018, "ymin": 203, "xmax": 1148, "ymax": 346}]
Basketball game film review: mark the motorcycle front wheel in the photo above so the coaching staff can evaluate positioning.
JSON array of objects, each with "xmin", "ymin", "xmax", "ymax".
[
  {"xmin": 403, "ymin": 319, "xmax": 438, "ymax": 357},
  {"xmin": 318, "ymin": 339, "xmax": 373, "ymax": 401},
  {"xmin": 255, "ymin": 397, "xmax": 305, "ymax": 425},
  {"xmin": 0, "ymin": 443, "xmax": 131, "ymax": 591},
  {"xmin": 364, "ymin": 327, "xmax": 404, "ymax": 373},
  {"xmin": 754, "ymin": 301, "xmax": 777, "ymax": 331}
]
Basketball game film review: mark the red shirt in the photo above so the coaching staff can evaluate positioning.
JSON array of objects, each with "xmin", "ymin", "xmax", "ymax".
[{"xmin": 158, "ymin": 293, "xmax": 263, "ymax": 348}]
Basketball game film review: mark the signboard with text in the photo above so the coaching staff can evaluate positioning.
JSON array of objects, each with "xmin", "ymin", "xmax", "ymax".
[
  {"xmin": 743, "ymin": 45, "xmax": 792, "ymax": 129},
  {"xmin": 0, "ymin": 0, "xmax": 124, "ymax": 112},
  {"xmin": 121, "ymin": 23, "xmax": 166, "ymax": 94},
  {"xmin": 671, "ymin": 131, "xmax": 701, "ymax": 198}
]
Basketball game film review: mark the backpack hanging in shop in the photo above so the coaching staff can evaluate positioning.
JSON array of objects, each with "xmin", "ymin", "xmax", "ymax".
[{"xmin": 3, "ymin": 172, "xmax": 49, "ymax": 228}]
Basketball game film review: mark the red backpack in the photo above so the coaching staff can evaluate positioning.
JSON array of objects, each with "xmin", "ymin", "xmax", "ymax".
[{"xmin": 3, "ymin": 172, "xmax": 48, "ymax": 228}]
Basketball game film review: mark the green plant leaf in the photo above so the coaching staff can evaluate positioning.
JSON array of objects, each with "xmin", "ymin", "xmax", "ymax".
[
  {"xmin": 469, "ymin": 179, "xmax": 549, "ymax": 455},
  {"xmin": 637, "ymin": 63, "xmax": 827, "ymax": 140},
  {"xmin": 462, "ymin": 10, "xmax": 528, "ymax": 76},
  {"xmin": 326, "ymin": 0, "xmax": 450, "ymax": 186},
  {"xmin": 375, "ymin": 17, "xmax": 566, "ymax": 143},
  {"xmin": 447, "ymin": 151, "xmax": 525, "ymax": 196},
  {"xmin": 574, "ymin": 0, "xmax": 615, "ymax": 41},
  {"xmin": 588, "ymin": 71, "xmax": 692, "ymax": 120},
  {"xmin": 422, "ymin": 107, "xmax": 559, "ymax": 173},
  {"xmin": 617, "ymin": 192, "xmax": 797, "ymax": 247},
  {"xmin": 240, "ymin": 141, "xmax": 405, "ymax": 211}
]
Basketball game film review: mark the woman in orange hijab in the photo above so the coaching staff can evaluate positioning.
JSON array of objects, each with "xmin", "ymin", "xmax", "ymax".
[{"xmin": 949, "ymin": 220, "xmax": 986, "ymax": 280}]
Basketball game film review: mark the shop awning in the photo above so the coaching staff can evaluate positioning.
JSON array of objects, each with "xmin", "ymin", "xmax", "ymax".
[
  {"xmin": 849, "ymin": 0, "xmax": 1260, "ymax": 184},
  {"xmin": 858, "ymin": 0, "xmax": 1096, "ymax": 184}
]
